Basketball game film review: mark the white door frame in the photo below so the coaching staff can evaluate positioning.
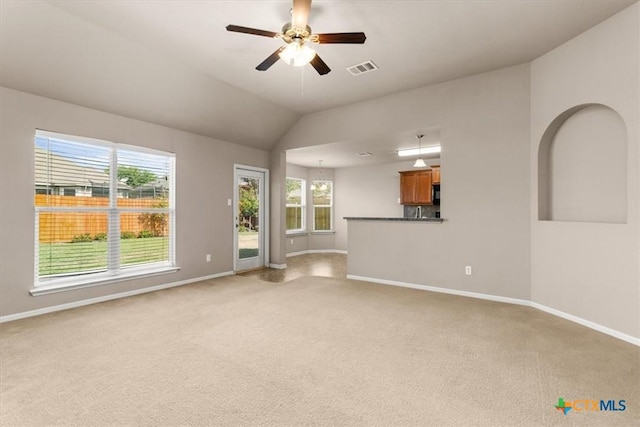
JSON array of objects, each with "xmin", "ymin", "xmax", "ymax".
[{"xmin": 233, "ymin": 164, "xmax": 269, "ymax": 272}]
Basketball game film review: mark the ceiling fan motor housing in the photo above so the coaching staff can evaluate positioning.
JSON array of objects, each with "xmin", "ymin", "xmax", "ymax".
[{"xmin": 281, "ymin": 23, "xmax": 315, "ymax": 44}]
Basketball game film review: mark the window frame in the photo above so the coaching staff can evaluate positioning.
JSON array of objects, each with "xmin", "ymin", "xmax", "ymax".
[
  {"xmin": 312, "ymin": 180, "xmax": 334, "ymax": 232},
  {"xmin": 285, "ymin": 177, "xmax": 306, "ymax": 234},
  {"xmin": 32, "ymin": 130, "xmax": 178, "ymax": 296}
]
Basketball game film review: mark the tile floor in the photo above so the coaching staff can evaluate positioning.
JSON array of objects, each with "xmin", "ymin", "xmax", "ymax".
[{"xmin": 238, "ymin": 252, "xmax": 347, "ymax": 283}]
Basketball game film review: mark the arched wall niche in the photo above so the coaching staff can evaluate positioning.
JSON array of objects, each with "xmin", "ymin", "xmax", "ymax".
[{"xmin": 538, "ymin": 103, "xmax": 627, "ymax": 223}]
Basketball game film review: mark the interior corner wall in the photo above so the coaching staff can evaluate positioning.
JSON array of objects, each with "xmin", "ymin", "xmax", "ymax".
[
  {"xmin": 269, "ymin": 150, "xmax": 287, "ymax": 266},
  {"xmin": 530, "ymin": 3, "xmax": 640, "ymax": 339},
  {"xmin": 0, "ymin": 87, "xmax": 269, "ymax": 317}
]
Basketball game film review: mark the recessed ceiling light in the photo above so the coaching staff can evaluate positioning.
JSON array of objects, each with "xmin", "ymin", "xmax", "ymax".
[{"xmin": 397, "ymin": 145, "xmax": 441, "ymax": 157}]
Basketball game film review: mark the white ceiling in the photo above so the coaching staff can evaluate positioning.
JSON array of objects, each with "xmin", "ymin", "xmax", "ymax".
[{"xmin": 1, "ymin": 0, "xmax": 636, "ymax": 165}]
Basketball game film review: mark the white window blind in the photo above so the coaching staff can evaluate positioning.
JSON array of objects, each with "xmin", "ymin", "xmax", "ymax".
[
  {"xmin": 34, "ymin": 130, "xmax": 176, "ymax": 291},
  {"xmin": 285, "ymin": 177, "xmax": 305, "ymax": 232}
]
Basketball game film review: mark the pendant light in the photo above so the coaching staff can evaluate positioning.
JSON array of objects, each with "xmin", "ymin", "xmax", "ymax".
[
  {"xmin": 310, "ymin": 160, "xmax": 327, "ymax": 190},
  {"xmin": 413, "ymin": 134, "xmax": 426, "ymax": 168}
]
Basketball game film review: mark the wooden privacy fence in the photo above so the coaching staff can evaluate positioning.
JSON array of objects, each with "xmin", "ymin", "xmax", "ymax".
[{"xmin": 36, "ymin": 195, "xmax": 164, "ymax": 243}]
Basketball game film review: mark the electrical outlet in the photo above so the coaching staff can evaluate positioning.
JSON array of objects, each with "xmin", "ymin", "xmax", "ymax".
[
  {"xmin": 227, "ymin": 199, "xmax": 232, "ymax": 206},
  {"xmin": 465, "ymin": 266, "xmax": 472, "ymax": 276},
  {"xmin": 290, "ymin": 239, "xmax": 294, "ymax": 245},
  {"xmin": 206, "ymin": 254, "xmax": 211, "ymax": 262}
]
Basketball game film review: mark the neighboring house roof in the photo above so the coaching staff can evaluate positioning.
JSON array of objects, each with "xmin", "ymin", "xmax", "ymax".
[
  {"xmin": 35, "ymin": 148, "xmax": 168, "ymax": 192},
  {"xmin": 35, "ymin": 147, "xmax": 111, "ymax": 187}
]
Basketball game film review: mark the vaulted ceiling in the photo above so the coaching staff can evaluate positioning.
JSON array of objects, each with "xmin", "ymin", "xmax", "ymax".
[{"xmin": 1, "ymin": 0, "xmax": 635, "ymax": 155}]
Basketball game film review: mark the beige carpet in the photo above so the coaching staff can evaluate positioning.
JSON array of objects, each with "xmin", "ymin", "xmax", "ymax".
[{"xmin": 1, "ymin": 275, "xmax": 638, "ymax": 426}]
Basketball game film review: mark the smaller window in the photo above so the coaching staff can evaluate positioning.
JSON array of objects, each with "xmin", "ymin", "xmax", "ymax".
[
  {"xmin": 286, "ymin": 177, "xmax": 305, "ymax": 232},
  {"xmin": 312, "ymin": 180, "xmax": 333, "ymax": 231}
]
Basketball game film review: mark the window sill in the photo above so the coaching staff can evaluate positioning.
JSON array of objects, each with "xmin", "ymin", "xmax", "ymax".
[
  {"xmin": 30, "ymin": 265, "xmax": 180, "ymax": 296},
  {"xmin": 285, "ymin": 231, "xmax": 309, "ymax": 237}
]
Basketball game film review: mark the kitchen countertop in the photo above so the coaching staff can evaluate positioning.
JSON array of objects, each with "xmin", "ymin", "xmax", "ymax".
[{"xmin": 343, "ymin": 217, "xmax": 444, "ymax": 223}]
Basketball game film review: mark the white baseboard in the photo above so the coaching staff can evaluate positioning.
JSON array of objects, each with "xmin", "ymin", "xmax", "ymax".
[
  {"xmin": 347, "ymin": 274, "xmax": 639, "ymax": 347},
  {"xmin": 347, "ymin": 275, "xmax": 529, "ymax": 306},
  {"xmin": 529, "ymin": 302, "xmax": 640, "ymax": 347},
  {"xmin": 285, "ymin": 250, "xmax": 308, "ymax": 258},
  {"xmin": 286, "ymin": 249, "xmax": 348, "ymax": 257},
  {"xmin": 0, "ymin": 271, "xmax": 234, "ymax": 323},
  {"xmin": 269, "ymin": 263, "xmax": 287, "ymax": 269}
]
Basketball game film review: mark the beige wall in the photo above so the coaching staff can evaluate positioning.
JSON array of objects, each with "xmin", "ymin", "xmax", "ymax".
[
  {"xmin": 530, "ymin": 3, "xmax": 640, "ymax": 338},
  {"xmin": 276, "ymin": 64, "xmax": 532, "ymax": 301},
  {"xmin": 0, "ymin": 87, "xmax": 269, "ymax": 316},
  {"xmin": 269, "ymin": 150, "xmax": 287, "ymax": 266},
  {"xmin": 544, "ymin": 105, "xmax": 627, "ymax": 223}
]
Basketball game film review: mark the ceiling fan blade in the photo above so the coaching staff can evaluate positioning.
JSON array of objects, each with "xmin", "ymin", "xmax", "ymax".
[
  {"xmin": 310, "ymin": 54, "xmax": 331, "ymax": 75},
  {"xmin": 226, "ymin": 25, "xmax": 278, "ymax": 38},
  {"xmin": 256, "ymin": 47, "xmax": 285, "ymax": 71},
  {"xmin": 292, "ymin": 0, "xmax": 312, "ymax": 29},
  {"xmin": 316, "ymin": 32, "xmax": 367, "ymax": 44}
]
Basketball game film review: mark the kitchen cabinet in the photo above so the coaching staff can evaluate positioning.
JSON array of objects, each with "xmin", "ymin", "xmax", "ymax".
[
  {"xmin": 399, "ymin": 170, "xmax": 433, "ymax": 205},
  {"xmin": 431, "ymin": 165, "xmax": 441, "ymax": 184}
]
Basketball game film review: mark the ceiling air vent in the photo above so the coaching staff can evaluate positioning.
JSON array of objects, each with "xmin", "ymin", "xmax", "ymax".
[{"xmin": 347, "ymin": 60, "xmax": 378, "ymax": 76}]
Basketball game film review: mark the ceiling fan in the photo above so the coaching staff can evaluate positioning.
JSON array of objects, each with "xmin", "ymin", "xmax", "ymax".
[{"xmin": 226, "ymin": 0, "xmax": 366, "ymax": 75}]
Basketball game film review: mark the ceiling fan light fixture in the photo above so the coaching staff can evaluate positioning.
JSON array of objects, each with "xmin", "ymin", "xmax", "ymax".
[{"xmin": 278, "ymin": 41, "xmax": 316, "ymax": 67}]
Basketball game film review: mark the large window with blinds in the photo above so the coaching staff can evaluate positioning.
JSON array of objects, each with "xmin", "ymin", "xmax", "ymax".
[
  {"xmin": 285, "ymin": 177, "xmax": 305, "ymax": 233},
  {"xmin": 312, "ymin": 180, "xmax": 333, "ymax": 231},
  {"xmin": 34, "ymin": 130, "xmax": 176, "ymax": 292}
]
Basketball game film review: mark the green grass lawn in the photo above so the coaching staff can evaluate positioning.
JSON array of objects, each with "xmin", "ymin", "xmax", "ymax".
[
  {"xmin": 238, "ymin": 231, "xmax": 259, "ymax": 259},
  {"xmin": 39, "ymin": 237, "xmax": 169, "ymax": 276}
]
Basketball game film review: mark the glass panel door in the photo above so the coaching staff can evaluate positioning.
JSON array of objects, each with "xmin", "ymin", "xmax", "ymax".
[{"xmin": 235, "ymin": 168, "xmax": 265, "ymax": 271}]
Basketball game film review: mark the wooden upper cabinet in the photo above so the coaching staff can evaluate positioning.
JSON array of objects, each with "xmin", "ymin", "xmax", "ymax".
[
  {"xmin": 431, "ymin": 165, "xmax": 441, "ymax": 184},
  {"xmin": 400, "ymin": 170, "xmax": 433, "ymax": 205},
  {"xmin": 401, "ymin": 173, "xmax": 417, "ymax": 204}
]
